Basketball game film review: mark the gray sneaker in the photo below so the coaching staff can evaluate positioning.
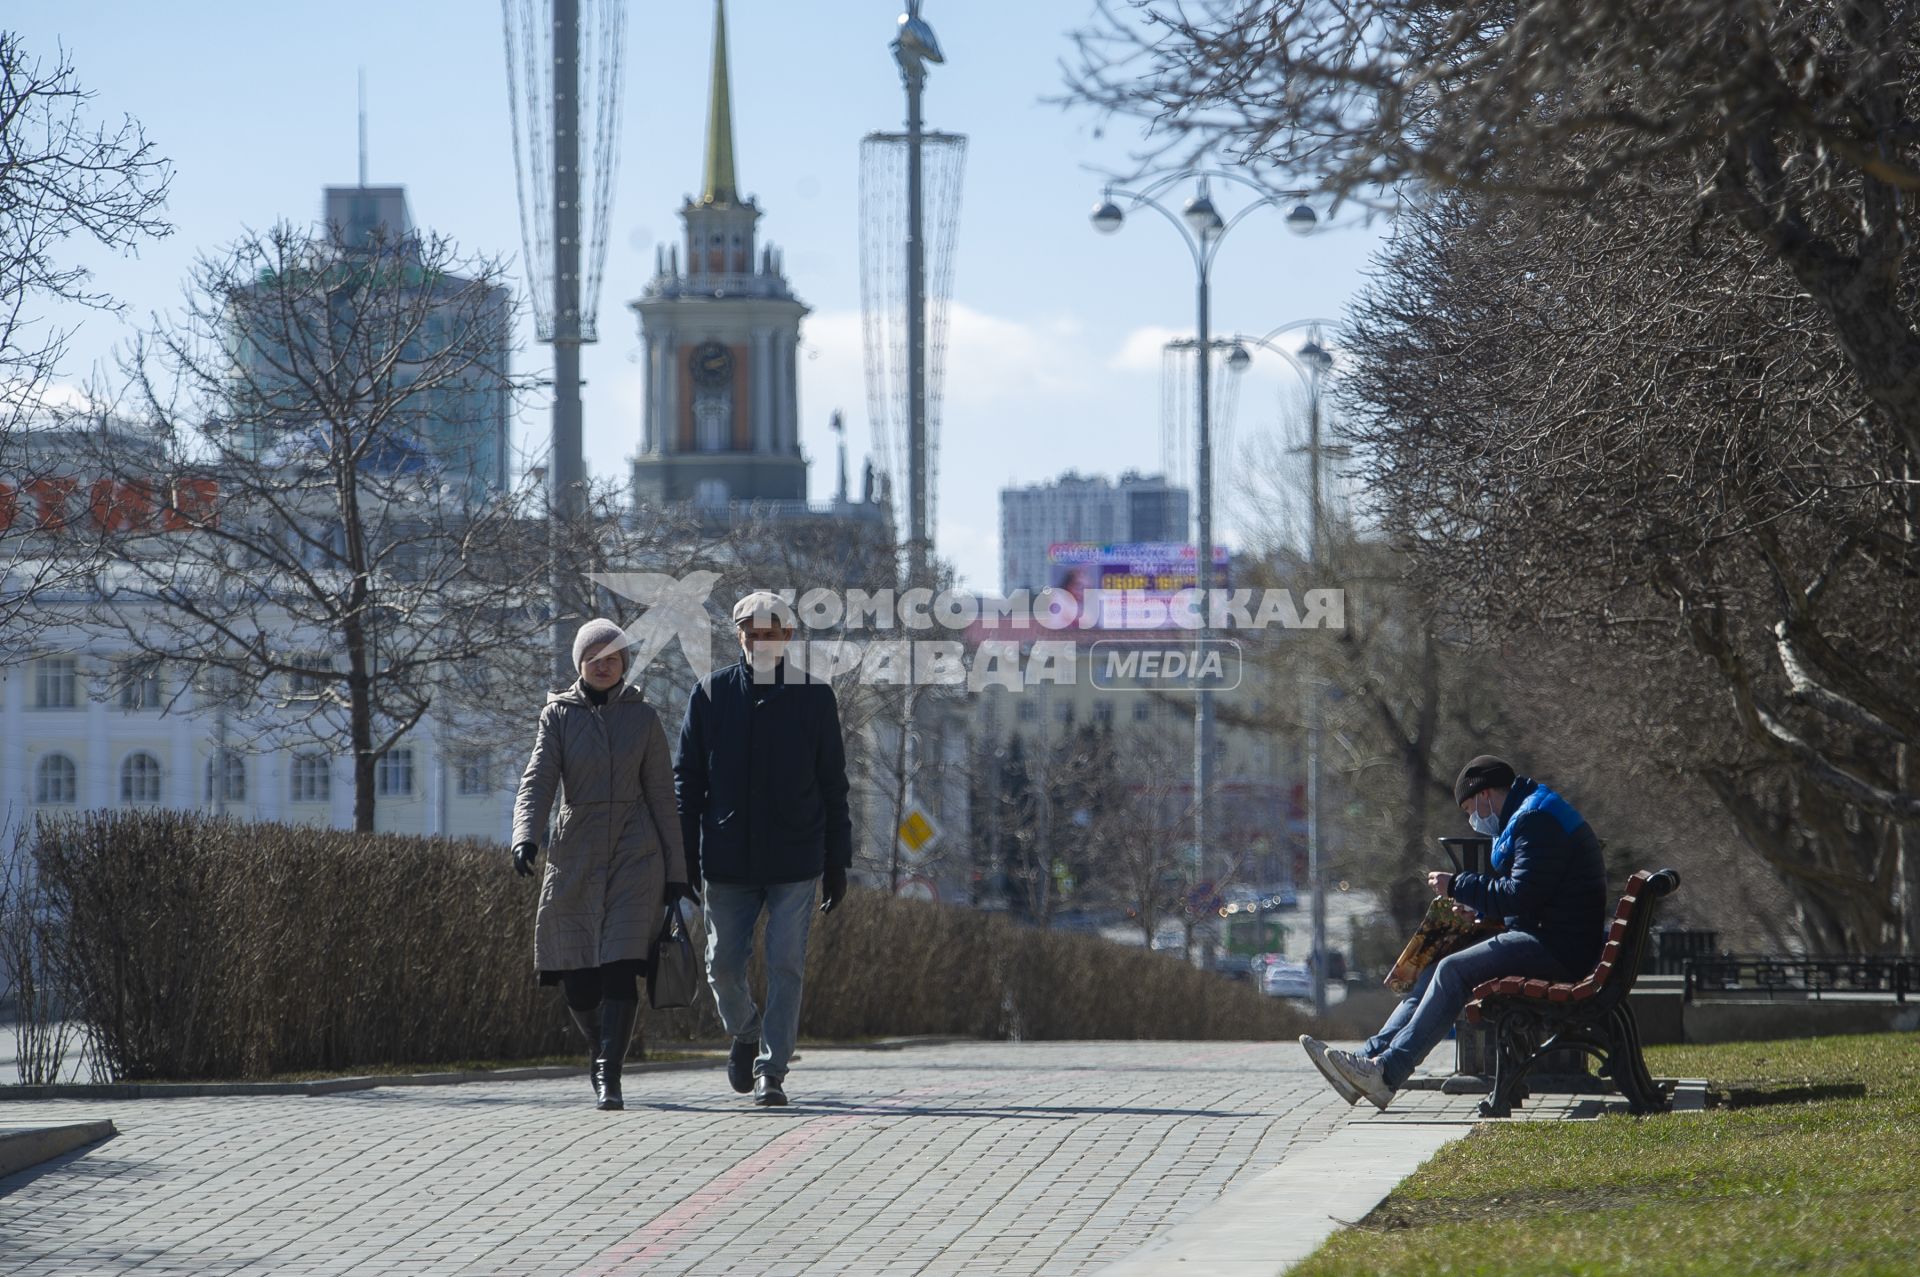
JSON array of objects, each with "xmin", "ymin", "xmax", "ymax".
[
  {"xmin": 1300, "ymin": 1035, "xmax": 1361, "ymax": 1105},
  {"xmin": 1325, "ymin": 1048, "xmax": 1395, "ymax": 1111}
]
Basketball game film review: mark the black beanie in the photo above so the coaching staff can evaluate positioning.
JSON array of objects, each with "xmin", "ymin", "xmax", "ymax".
[{"xmin": 1454, "ymin": 755, "xmax": 1517, "ymax": 806}]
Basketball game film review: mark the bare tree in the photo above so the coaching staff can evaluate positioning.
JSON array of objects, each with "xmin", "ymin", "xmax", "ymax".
[
  {"xmin": 1073, "ymin": 2, "xmax": 1920, "ymax": 945},
  {"xmin": 0, "ymin": 32, "xmax": 169, "ymax": 643},
  {"xmin": 1074, "ymin": 1, "xmax": 1920, "ymax": 796},
  {"xmin": 1087, "ymin": 724, "xmax": 1199, "ymax": 947},
  {"xmin": 1232, "ymin": 418, "xmax": 1507, "ymax": 934},
  {"xmin": 1338, "ymin": 173, "xmax": 1919, "ymax": 949},
  {"xmin": 1072, "ymin": 0, "xmax": 1920, "ymax": 452},
  {"xmin": 89, "ymin": 221, "xmax": 548, "ymax": 831}
]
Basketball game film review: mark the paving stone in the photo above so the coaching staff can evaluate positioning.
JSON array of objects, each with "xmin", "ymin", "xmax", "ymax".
[{"xmin": 0, "ymin": 1038, "xmax": 1623, "ymax": 1274}]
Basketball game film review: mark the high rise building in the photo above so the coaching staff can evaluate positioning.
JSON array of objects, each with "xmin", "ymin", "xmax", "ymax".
[
  {"xmin": 229, "ymin": 185, "xmax": 512, "ymax": 502},
  {"xmin": 999, "ymin": 470, "xmax": 1192, "ymax": 593}
]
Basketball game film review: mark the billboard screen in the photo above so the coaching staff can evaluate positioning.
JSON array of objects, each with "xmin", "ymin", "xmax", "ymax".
[{"xmin": 1046, "ymin": 541, "xmax": 1231, "ymax": 629}]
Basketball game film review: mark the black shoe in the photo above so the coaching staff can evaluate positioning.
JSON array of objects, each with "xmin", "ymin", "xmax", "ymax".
[
  {"xmin": 596, "ymin": 999, "xmax": 640, "ymax": 1112},
  {"xmin": 753, "ymin": 1074, "xmax": 788, "ymax": 1107},
  {"xmin": 728, "ymin": 1038, "xmax": 759, "ymax": 1095},
  {"xmin": 567, "ymin": 1004, "xmax": 602, "ymax": 1099}
]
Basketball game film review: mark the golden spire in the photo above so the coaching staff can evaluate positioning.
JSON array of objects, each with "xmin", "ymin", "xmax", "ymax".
[{"xmin": 701, "ymin": 0, "xmax": 739, "ymax": 205}]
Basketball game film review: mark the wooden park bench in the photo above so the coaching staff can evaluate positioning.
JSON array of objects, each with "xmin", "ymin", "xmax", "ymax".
[{"xmin": 1463, "ymin": 868, "xmax": 1681, "ymax": 1117}]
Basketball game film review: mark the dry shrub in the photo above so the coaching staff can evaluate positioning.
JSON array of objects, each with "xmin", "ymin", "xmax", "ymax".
[
  {"xmin": 801, "ymin": 895, "xmax": 1310, "ymax": 1042},
  {"xmin": 30, "ymin": 812, "xmax": 1305, "ymax": 1080},
  {"xmin": 0, "ymin": 828, "xmax": 88, "ymax": 1083},
  {"xmin": 31, "ymin": 810, "xmax": 575, "ymax": 1079}
]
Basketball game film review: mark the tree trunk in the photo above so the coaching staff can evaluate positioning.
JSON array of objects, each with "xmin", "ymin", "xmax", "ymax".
[{"xmin": 1396, "ymin": 620, "xmax": 1442, "ymax": 931}]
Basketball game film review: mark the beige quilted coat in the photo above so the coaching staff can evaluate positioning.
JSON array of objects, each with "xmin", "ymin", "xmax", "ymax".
[{"xmin": 511, "ymin": 680, "xmax": 688, "ymax": 972}]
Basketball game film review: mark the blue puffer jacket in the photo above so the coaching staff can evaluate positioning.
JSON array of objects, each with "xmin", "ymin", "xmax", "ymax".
[{"xmin": 1448, "ymin": 776, "xmax": 1609, "ymax": 975}]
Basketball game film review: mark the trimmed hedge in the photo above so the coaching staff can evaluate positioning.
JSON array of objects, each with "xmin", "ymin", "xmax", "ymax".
[{"xmin": 26, "ymin": 811, "xmax": 1306, "ymax": 1081}]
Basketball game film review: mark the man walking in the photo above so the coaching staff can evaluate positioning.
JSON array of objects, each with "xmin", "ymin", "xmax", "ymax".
[
  {"xmin": 1300, "ymin": 754, "xmax": 1608, "ymax": 1110},
  {"xmin": 675, "ymin": 590, "xmax": 852, "ymax": 1107}
]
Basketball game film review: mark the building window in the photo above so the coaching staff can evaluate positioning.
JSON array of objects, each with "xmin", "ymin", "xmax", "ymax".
[
  {"xmin": 694, "ymin": 477, "xmax": 730, "ymax": 508},
  {"xmin": 288, "ymin": 654, "xmax": 331, "ymax": 698},
  {"xmin": 117, "ymin": 658, "xmax": 164, "ymax": 710},
  {"xmin": 35, "ymin": 754, "xmax": 78, "ymax": 805},
  {"xmin": 291, "ymin": 753, "xmax": 332, "ymax": 804},
  {"xmin": 1016, "ymin": 699, "xmax": 1037, "ymax": 723},
  {"xmin": 376, "ymin": 748, "xmax": 415, "ymax": 798},
  {"xmin": 205, "ymin": 750, "xmax": 246, "ymax": 805},
  {"xmin": 457, "ymin": 753, "xmax": 491, "ymax": 796},
  {"xmin": 1055, "ymin": 702, "xmax": 1074, "ymax": 725},
  {"xmin": 34, "ymin": 656, "xmax": 78, "ymax": 709},
  {"xmin": 457, "ymin": 661, "xmax": 491, "ymax": 700},
  {"xmin": 120, "ymin": 752, "xmax": 163, "ymax": 805},
  {"xmin": 1133, "ymin": 700, "xmax": 1151, "ymax": 723},
  {"xmin": 693, "ymin": 387, "xmax": 732, "ymax": 452},
  {"xmin": 1094, "ymin": 700, "xmax": 1114, "ymax": 726}
]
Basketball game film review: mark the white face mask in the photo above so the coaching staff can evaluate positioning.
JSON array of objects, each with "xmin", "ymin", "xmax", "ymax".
[{"xmin": 1468, "ymin": 808, "xmax": 1500, "ymax": 837}]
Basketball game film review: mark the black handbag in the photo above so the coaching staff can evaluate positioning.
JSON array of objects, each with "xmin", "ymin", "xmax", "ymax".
[{"xmin": 647, "ymin": 903, "xmax": 699, "ymax": 1010}]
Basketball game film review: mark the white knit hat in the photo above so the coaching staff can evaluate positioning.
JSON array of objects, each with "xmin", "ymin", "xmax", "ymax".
[{"xmin": 571, "ymin": 617, "xmax": 629, "ymax": 673}]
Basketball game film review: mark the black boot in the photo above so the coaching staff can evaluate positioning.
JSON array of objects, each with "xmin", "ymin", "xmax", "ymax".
[
  {"xmin": 596, "ymin": 998, "xmax": 640, "ymax": 1111},
  {"xmin": 566, "ymin": 1003, "xmax": 602, "ymax": 1100}
]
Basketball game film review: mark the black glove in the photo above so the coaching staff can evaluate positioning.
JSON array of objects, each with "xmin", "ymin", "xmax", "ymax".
[
  {"xmin": 820, "ymin": 865, "xmax": 847, "ymax": 915},
  {"xmin": 666, "ymin": 880, "xmax": 701, "ymax": 906},
  {"xmin": 512, "ymin": 841, "xmax": 540, "ymax": 878}
]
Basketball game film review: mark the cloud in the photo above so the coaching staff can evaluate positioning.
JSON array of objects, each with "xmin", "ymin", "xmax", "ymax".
[
  {"xmin": 803, "ymin": 302, "xmax": 1098, "ymax": 419},
  {"xmin": 3, "ymin": 379, "xmax": 108, "ymax": 422},
  {"xmin": 1108, "ymin": 325, "xmax": 1189, "ymax": 373}
]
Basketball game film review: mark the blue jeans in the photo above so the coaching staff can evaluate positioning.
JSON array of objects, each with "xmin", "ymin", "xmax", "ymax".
[
  {"xmin": 702, "ymin": 877, "xmax": 817, "ymax": 1080},
  {"xmin": 1365, "ymin": 931, "xmax": 1572, "ymax": 1089}
]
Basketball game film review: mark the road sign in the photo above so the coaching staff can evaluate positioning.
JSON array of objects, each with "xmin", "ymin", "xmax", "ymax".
[
  {"xmin": 896, "ymin": 876, "xmax": 939, "ymax": 904},
  {"xmin": 898, "ymin": 809, "xmax": 941, "ymax": 854}
]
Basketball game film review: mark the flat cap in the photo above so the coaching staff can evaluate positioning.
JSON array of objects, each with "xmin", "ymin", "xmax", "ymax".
[
  {"xmin": 730, "ymin": 590, "xmax": 796, "ymax": 627},
  {"xmin": 1454, "ymin": 755, "xmax": 1517, "ymax": 806}
]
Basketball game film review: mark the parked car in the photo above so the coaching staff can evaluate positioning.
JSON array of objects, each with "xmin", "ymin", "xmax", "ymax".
[{"xmin": 1259, "ymin": 959, "xmax": 1314, "ymax": 999}]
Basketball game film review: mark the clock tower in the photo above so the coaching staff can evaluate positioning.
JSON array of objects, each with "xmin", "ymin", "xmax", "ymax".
[{"xmin": 630, "ymin": 0, "xmax": 808, "ymax": 511}]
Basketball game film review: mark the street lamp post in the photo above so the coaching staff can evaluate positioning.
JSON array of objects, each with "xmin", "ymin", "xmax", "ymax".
[
  {"xmin": 1092, "ymin": 175, "xmax": 1317, "ymax": 941},
  {"xmin": 893, "ymin": 1, "xmax": 945, "ymax": 587},
  {"xmin": 1225, "ymin": 322, "xmax": 1338, "ymax": 1015}
]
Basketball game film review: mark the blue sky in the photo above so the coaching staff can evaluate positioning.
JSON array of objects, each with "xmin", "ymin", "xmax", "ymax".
[{"xmin": 13, "ymin": 1, "xmax": 1387, "ymax": 591}]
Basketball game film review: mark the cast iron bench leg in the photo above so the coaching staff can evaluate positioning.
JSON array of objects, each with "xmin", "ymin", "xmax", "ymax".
[
  {"xmin": 1478, "ymin": 1009, "xmax": 1529, "ymax": 1118},
  {"xmin": 1605, "ymin": 1003, "xmax": 1662, "ymax": 1115},
  {"xmin": 1620, "ymin": 1002, "xmax": 1669, "ymax": 1114}
]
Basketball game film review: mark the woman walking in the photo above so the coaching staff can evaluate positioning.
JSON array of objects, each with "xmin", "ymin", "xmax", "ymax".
[{"xmin": 511, "ymin": 617, "xmax": 693, "ymax": 1110}]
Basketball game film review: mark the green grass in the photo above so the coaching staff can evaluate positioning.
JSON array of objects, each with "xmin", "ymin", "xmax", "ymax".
[{"xmin": 1291, "ymin": 1032, "xmax": 1920, "ymax": 1277}]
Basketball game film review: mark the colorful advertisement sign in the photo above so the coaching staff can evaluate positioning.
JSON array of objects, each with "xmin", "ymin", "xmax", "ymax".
[{"xmin": 1046, "ymin": 542, "xmax": 1232, "ymax": 630}]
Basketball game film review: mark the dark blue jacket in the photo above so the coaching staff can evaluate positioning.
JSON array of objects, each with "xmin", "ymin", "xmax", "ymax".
[
  {"xmin": 673, "ymin": 660, "xmax": 853, "ymax": 886},
  {"xmin": 1448, "ymin": 776, "xmax": 1608, "ymax": 975}
]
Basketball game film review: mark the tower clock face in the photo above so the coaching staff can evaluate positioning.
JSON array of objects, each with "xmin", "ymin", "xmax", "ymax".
[{"xmin": 690, "ymin": 341, "xmax": 735, "ymax": 387}]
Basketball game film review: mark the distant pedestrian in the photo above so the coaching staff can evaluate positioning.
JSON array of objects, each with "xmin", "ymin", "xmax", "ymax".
[
  {"xmin": 675, "ymin": 591, "xmax": 852, "ymax": 1107},
  {"xmin": 512, "ymin": 617, "xmax": 695, "ymax": 1111}
]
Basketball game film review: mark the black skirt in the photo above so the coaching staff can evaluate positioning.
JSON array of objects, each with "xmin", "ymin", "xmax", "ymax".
[{"xmin": 537, "ymin": 956, "xmax": 651, "ymax": 987}]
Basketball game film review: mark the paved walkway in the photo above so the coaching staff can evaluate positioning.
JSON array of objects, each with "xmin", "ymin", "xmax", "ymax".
[{"xmin": 0, "ymin": 1039, "xmax": 1651, "ymax": 1276}]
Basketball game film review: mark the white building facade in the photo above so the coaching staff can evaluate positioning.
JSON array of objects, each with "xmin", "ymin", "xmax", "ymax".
[{"xmin": 0, "ymin": 642, "xmax": 521, "ymax": 847}]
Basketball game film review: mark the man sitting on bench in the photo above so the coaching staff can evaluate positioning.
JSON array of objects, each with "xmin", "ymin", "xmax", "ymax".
[{"xmin": 1300, "ymin": 754, "xmax": 1609, "ymax": 1110}]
